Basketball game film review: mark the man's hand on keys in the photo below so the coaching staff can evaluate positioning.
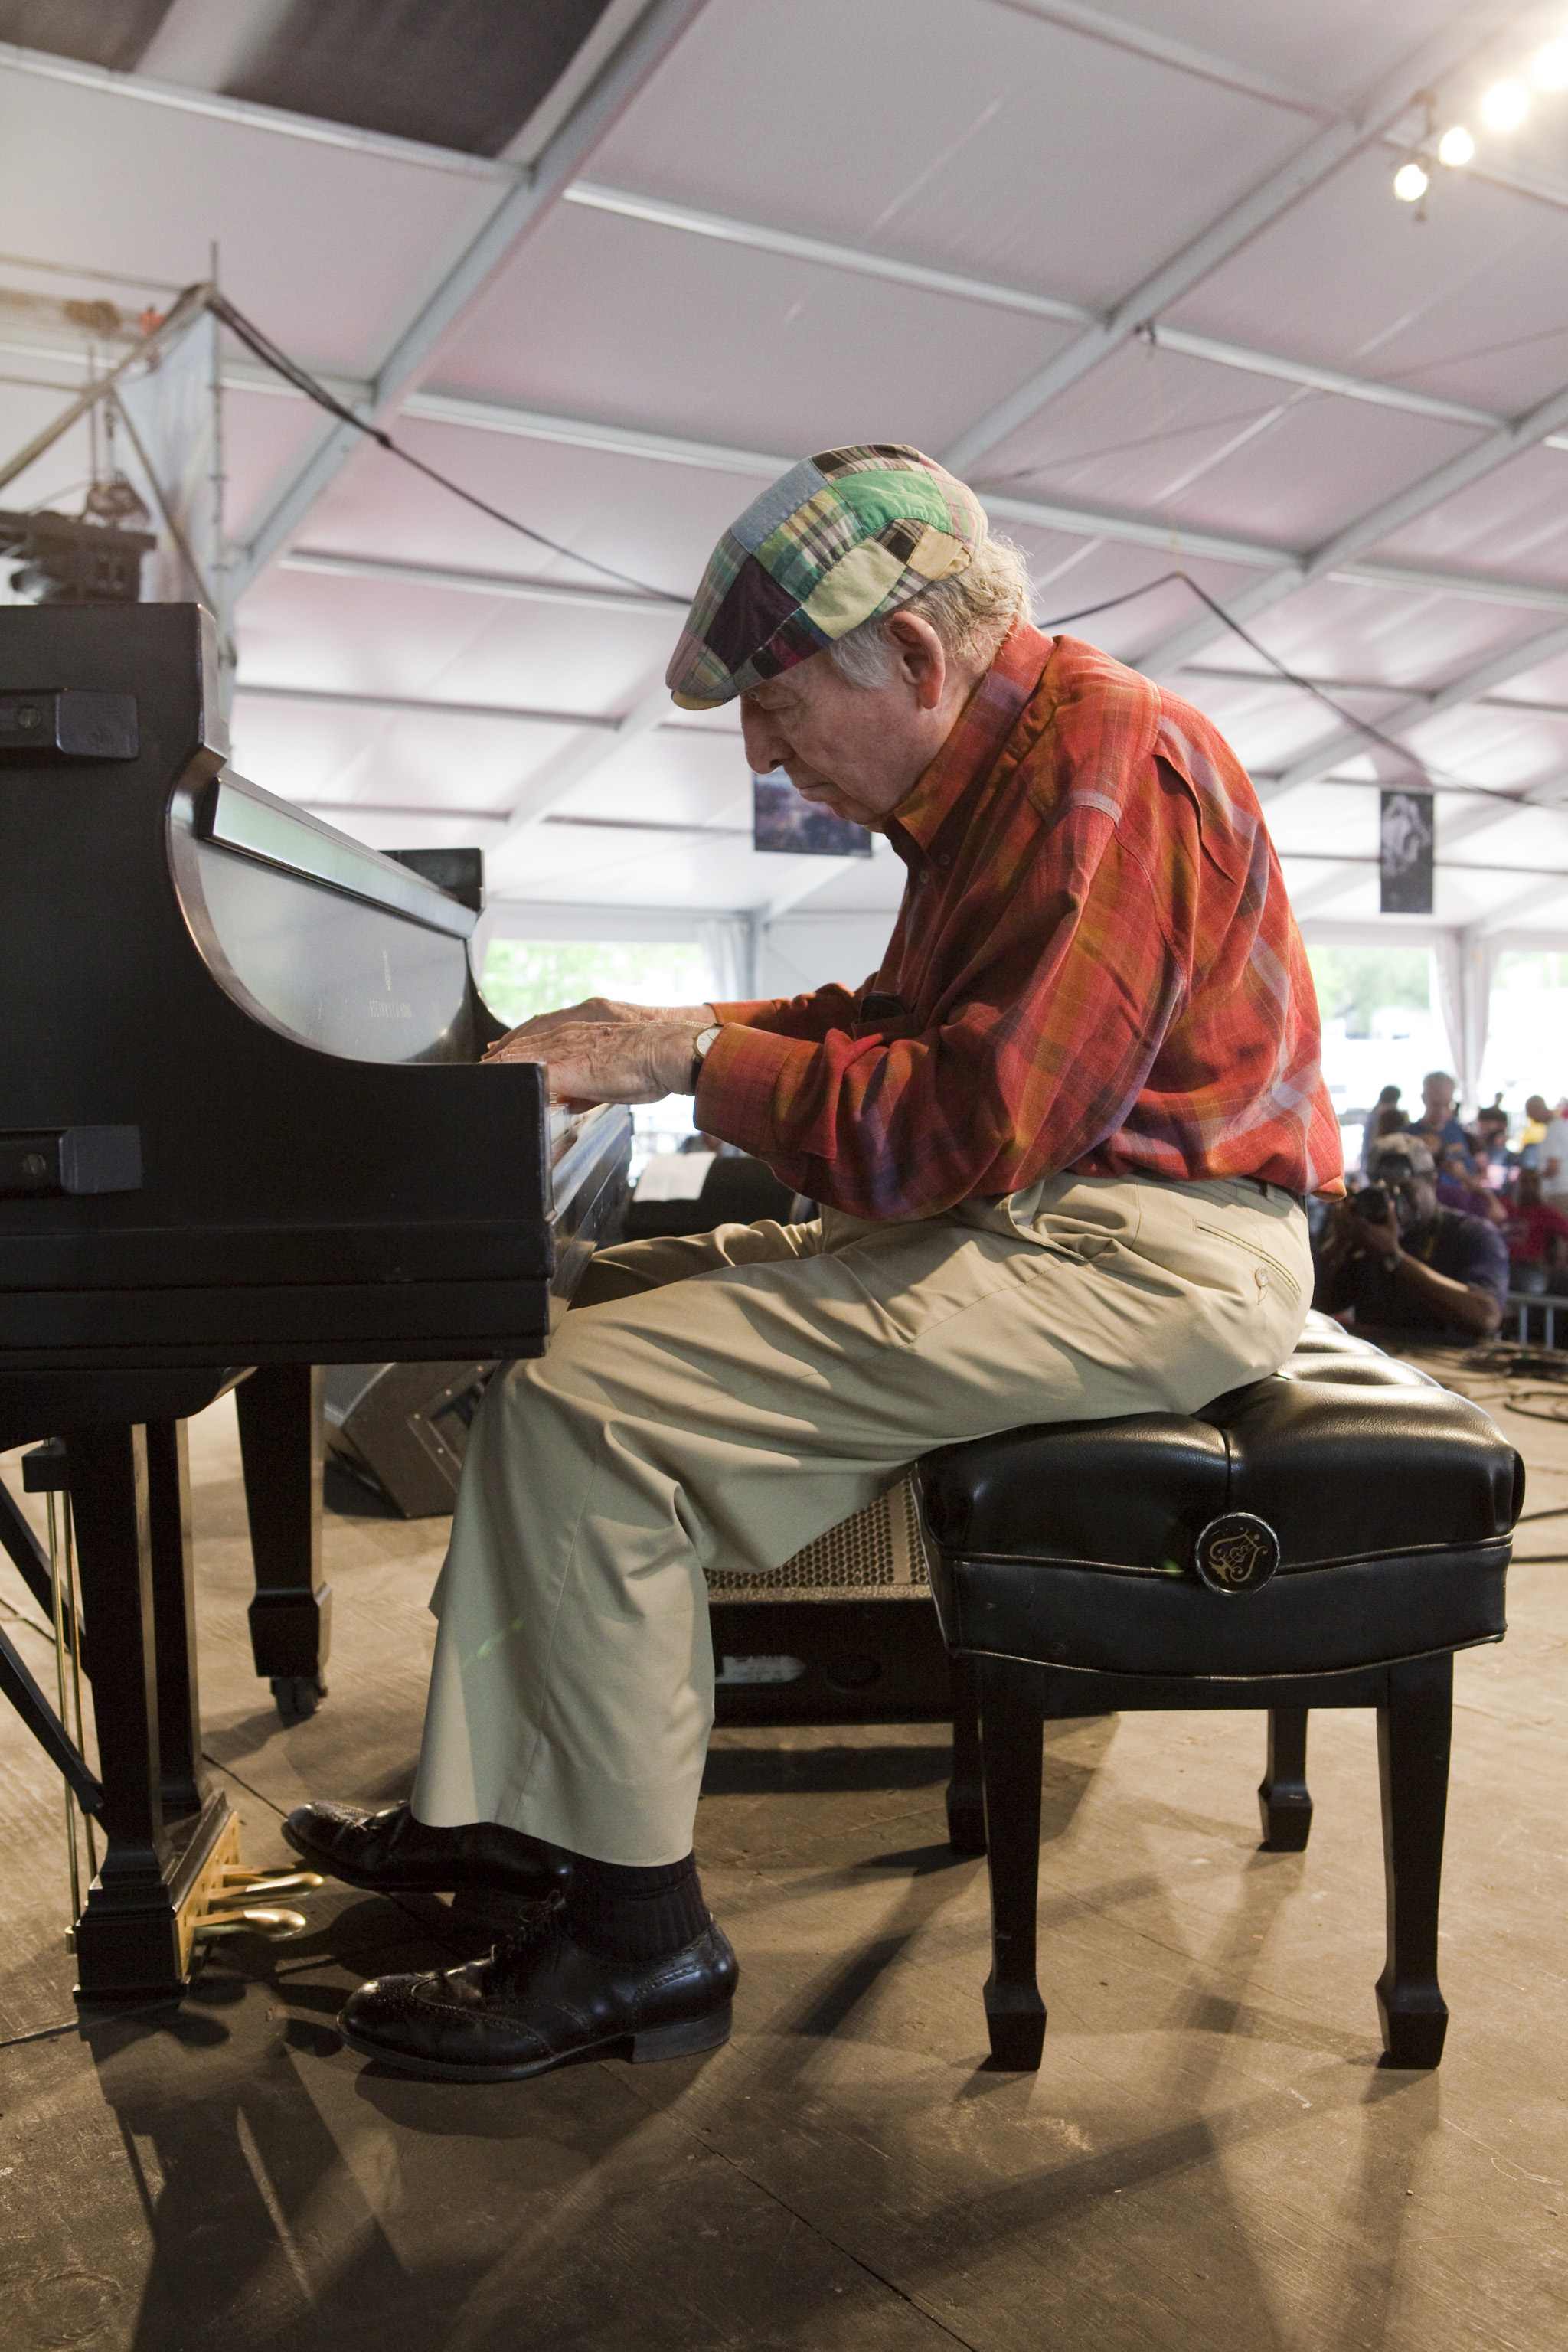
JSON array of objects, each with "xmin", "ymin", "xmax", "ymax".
[
  {"xmin": 482, "ymin": 1000, "xmax": 719, "ymax": 1106},
  {"xmin": 488, "ymin": 997, "xmax": 717, "ymax": 1040}
]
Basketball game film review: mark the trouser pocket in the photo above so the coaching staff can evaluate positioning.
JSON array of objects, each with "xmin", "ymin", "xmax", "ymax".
[{"xmin": 1194, "ymin": 1221, "xmax": 1304, "ymax": 1302}]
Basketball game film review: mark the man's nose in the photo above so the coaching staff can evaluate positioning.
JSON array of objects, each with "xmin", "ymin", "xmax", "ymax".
[{"xmin": 740, "ymin": 704, "xmax": 789, "ymax": 773}]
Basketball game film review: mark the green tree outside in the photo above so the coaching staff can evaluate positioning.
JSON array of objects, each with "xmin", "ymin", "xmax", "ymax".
[
  {"xmin": 1306, "ymin": 946, "xmax": 1431, "ymax": 1037},
  {"xmin": 480, "ymin": 939, "xmax": 710, "ymax": 1027}
]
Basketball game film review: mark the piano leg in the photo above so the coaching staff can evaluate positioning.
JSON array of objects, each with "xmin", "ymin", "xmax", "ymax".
[
  {"xmin": 145, "ymin": 1419, "xmax": 207, "ymax": 1824},
  {"xmin": 65, "ymin": 1423, "xmax": 232, "ymax": 2004},
  {"xmin": 236, "ymin": 1364, "xmax": 332, "ymax": 1722}
]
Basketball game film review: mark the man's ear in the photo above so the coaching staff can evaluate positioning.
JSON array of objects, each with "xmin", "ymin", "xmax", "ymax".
[{"xmin": 885, "ymin": 611, "xmax": 948, "ymax": 708}]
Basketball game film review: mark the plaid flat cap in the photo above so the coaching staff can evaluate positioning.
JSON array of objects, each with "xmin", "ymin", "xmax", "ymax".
[{"xmin": 665, "ymin": 443, "xmax": 987, "ymax": 708}]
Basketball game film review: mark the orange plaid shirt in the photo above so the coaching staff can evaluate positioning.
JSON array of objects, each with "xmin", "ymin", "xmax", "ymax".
[{"xmin": 697, "ymin": 624, "xmax": 1343, "ymax": 1220}]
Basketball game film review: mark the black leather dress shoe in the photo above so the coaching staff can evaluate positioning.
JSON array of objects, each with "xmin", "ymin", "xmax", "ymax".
[
  {"xmin": 338, "ymin": 1893, "xmax": 737, "ymax": 2081},
  {"xmin": 282, "ymin": 1799, "xmax": 567, "ymax": 1898}
]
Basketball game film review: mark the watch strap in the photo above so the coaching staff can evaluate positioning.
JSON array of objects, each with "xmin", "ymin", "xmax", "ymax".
[{"xmin": 689, "ymin": 1021, "xmax": 722, "ymax": 1094}]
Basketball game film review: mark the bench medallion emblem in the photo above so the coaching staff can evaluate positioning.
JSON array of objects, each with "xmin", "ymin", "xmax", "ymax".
[{"xmin": 1194, "ymin": 1511, "xmax": 1280, "ymax": 1595}]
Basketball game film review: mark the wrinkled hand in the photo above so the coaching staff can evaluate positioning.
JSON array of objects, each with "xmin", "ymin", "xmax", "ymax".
[
  {"xmin": 482, "ymin": 1018, "xmax": 704, "ymax": 1105},
  {"xmin": 486, "ymin": 996, "xmax": 715, "ymax": 1045}
]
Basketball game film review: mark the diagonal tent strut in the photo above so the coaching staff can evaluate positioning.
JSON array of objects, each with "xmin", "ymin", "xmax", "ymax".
[
  {"xmin": 1135, "ymin": 369, "xmax": 1568, "ymax": 681},
  {"xmin": 940, "ymin": 0, "xmax": 1528, "ymax": 475},
  {"xmin": 227, "ymin": 0, "xmax": 714, "ymax": 598},
  {"xmin": 1256, "ymin": 615, "xmax": 1568, "ymax": 804}
]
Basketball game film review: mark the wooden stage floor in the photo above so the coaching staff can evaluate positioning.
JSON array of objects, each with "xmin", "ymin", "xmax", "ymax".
[{"xmin": 2, "ymin": 1361, "xmax": 1566, "ymax": 2352}]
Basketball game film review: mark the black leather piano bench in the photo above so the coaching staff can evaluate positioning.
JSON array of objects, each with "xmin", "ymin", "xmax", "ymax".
[{"xmin": 916, "ymin": 1316, "xmax": 1523, "ymax": 2075}]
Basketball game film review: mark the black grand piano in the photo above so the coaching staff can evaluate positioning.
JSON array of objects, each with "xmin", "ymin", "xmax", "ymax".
[{"xmin": 0, "ymin": 602, "xmax": 631, "ymax": 2004}]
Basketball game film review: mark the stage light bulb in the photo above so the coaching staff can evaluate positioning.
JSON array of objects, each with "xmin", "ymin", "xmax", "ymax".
[
  {"xmin": 1481, "ymin": 78, "xmax": 1528, "ymax": 129},
  {"xmin": 1393, "ymin": 159, "xmax": 1429, "ymax": 202},
  {"xmin": 1438, "ymin": 124, "xmax": 1475, "ymax": 166},
  {"xmin": 1531, "ymin": 40, "xmax": 1568, "ymax": 90}
]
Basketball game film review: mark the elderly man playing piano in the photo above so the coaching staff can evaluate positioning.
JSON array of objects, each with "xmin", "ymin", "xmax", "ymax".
[{"xmin": 288, "ymin": 446, "xmax": 1341, "ymax": 2079}]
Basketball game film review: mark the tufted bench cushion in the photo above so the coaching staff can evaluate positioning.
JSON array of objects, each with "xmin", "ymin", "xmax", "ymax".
[
  {"xmin": 917, "ymin": 1318, "xmax": 1524, "ymax": 1681},
  {"xmin": 912, "ymin": 1314, "xmax": 1524, "ymax": 2074}
]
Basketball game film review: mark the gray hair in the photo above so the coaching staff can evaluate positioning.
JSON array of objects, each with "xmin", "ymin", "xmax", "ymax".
[{"xmin": 826, "ymin": 533, "xmax": 1035, "ymax": 688}]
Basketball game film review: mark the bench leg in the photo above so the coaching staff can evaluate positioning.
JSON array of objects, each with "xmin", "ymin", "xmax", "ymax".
[
  {"xmin": 1375, "ymin": 1653, "xmax": 1452, "ymax": 2069},
  {"xmin": 947, "ymin": 1655, "xmax": 986, "ymax": 1855},
  {"xmin": 978, "ymin": 1655, "xmax": 1046, "ymax": 2069},
  {"xmin": 1258, "ymin": 1707, "xmax": 1312, "ymax": 1851}
]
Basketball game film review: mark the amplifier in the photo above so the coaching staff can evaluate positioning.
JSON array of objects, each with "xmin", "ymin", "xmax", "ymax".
[
  {"xmin": 322, "ymin": 1359, "xmax": 492, "ymax": 1518},
  {"xmin": 708, "ymin": 1475, "xmax": 953, "ymax": 1726}
]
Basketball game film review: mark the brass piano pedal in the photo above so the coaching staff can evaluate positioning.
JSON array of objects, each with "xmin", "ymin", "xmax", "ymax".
[
  {"xmin": 192, "ymin": 1906, "xmax": 310, "ymax": 1943},
  {"xmin": 215, "ymin": 1864, "xmax": 325, "ymax": 1900},
  {"xmin": 188, "ymin": 1861, "xmax": 324, "ymax": 1943},
  {"xmin": 176, "ymin": 1815, "xmax": 326, "ymax": 1966}
]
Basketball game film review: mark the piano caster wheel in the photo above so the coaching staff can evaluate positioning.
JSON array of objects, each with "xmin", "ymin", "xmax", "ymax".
[{"xmin": 270, "ymin": 1675, "xmax": 328, "ymax": 1724}]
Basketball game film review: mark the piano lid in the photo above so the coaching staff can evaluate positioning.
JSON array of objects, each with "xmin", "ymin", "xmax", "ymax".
[{"xmin": 169, "ymin": 767, "xmax": 484, "ymax": 1066}]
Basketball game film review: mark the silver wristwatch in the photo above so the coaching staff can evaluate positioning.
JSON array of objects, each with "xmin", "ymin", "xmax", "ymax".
[{"xmin": 689, "ymin": 1022, "xmax": 721, "ymax": 1092}]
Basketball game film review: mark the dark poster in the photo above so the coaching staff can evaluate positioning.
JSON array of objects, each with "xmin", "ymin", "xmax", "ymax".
[
  {"xmin": 753, "ymin": 774, "xmax": 873, "ymax": 858},
  {"xmin": 1379, "ymin": 788, "xmax": 1434, "ymax": 915}
]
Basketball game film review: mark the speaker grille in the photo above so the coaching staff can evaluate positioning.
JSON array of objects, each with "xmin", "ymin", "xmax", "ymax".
[{"xmin": 706, "ymin": 1475, "xmax": 926, "ymax": 1601}]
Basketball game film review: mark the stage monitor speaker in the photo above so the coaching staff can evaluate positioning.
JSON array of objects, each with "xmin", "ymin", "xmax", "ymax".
[
  {"xmin": 707, "ymin": 1475, "xmax": 953, "ymax": 1726},
  {"xmin": 322, "ymin": 1360, "xmax": 493, "ymax": 1518}
]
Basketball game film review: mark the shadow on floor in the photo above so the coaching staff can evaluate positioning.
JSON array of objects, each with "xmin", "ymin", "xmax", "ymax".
[{"xmin": 701, "ymin": 1740, "xmax": 953, "ymax": 1796}]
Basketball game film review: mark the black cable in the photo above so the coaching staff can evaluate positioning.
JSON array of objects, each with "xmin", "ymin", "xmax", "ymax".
[
  {"xmin": 205, "ymin": 290, "xmax": 689, "ymax": 606},
  {"xmin": 1040, "ymin": 567, "xmax": 1442, "ymax": 786},
  {"xmin": 139, "ymin": 294, "xmax": 1568, "ymax": 805},
  {"xmin": 1503, "ymin": 1394, "xmax": 1568, "ymax": 1424},
  {"xmin": 1037, "ymin": 566, "xmax": 1568, "ymax": 812},
  {"xmin": 1039, "ymin": 570, "xmax": 1191, "ymax": 629}
]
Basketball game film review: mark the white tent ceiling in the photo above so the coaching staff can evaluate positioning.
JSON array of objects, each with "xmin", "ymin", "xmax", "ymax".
[{"xmin": 5, "ymin": 0, "xmax": 1568, "ymax": 955}]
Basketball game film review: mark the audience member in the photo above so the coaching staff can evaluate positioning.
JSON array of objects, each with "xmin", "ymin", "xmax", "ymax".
[
  {"xmin": 1313, "ymin": 1135, "xmax": 1506, "ymax": 1341},
  {"xmin": 1537, "ymin": 1096, "xmax": 1568, "ymax": 1217},
  {"xmin": 1434, "ymin": 1141, "xmax": 1506, "ymax": 1224},
  {"xmin": 1408, "ymin": 1070, "xmax": 1476, "ymax": 1175},
  {"xmin": 1502, "ymin": 1168, "xmax": 1568, "ymax": 1295},
  {"xmin": 1468, "ymin": 1103, "xmax": 1508, "ymax": 1181},
  {"xmin": 1360, "ymin": 1083, "xmax": 1402, "ymax": 1175},
  {"xmin": 1518, "ymin": 1095, "xmax": 1550, "ymax": 1171}
]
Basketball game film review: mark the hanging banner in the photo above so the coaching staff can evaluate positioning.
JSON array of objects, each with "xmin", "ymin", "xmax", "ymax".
[
  {"xmin": 1379, "ymin": 787, "xmax": 1434, "ymax": 915},
  {"xmin": 753, "ymin": 773, "xmax": 873, "ymax": 858},
  {"xmin": 115, "ymin": 305, "xmax": 232, "ymax": 690}
]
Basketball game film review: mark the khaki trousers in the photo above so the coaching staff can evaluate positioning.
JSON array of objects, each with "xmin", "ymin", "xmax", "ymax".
[{"xmin": 411, "ymin": 1174, "xmax": 1312, "ymax": 1864}]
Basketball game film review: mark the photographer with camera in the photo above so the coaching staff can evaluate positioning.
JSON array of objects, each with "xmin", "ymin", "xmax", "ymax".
[{"xmin": 1314, "ymin": 1134, "xmax": 1506, "ymax": 1342}]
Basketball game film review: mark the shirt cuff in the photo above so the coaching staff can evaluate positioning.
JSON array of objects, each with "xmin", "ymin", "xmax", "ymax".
[
  {"xmin": 691, "ymin": 1021, "xmax": 806, "ymax": 1153},
  {"xmin": 707, "ymin": 998, "xmax": 776, "ymax": 1025}
]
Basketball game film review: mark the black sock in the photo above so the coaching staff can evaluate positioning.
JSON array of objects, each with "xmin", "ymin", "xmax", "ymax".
[{"xmin": 564, "ymin": 1853, "xmax": 708, "ymax": 1962}]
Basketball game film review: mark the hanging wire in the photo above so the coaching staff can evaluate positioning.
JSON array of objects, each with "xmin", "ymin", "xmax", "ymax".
[
  {"xmin": 1037, "ymin": 324, "xmax": 1536, "ymax": 802},
  {"xmin": 1037, "ymin": 566, "xmax": 1564, "ymax": 804},
  {"xmin": 204, "ymin": 292, "xmax": 690, "ymax": 606},
  {"xmin": 18, "ymin": 283, "xmax": 1557, "ymax": 812}
]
